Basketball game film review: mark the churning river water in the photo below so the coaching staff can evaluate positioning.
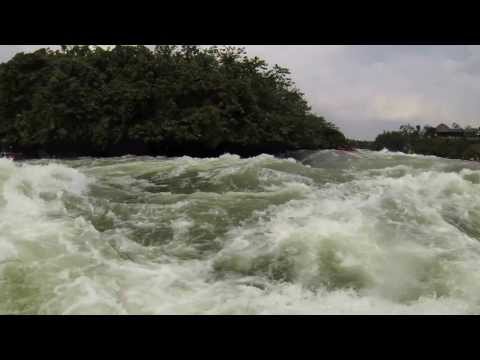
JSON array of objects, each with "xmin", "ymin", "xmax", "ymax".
[{"xmin": 1, "ymin": 149, "xmax": 480, "ymax": 314}]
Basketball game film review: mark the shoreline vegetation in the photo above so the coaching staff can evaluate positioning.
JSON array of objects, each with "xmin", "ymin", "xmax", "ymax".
[
  {"xmin": 371, "ymin": 124, "xmax": 480, "ymax": 161},
  {"xmin": 0, "ymin": 45, "xmax": 346, "ymax": 159}
]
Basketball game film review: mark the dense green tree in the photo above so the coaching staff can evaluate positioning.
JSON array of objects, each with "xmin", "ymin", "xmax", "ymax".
[
  {"xmin": 423, "ymin": 125, "xmax": 436, "ymax": 138},
  {"xmin": 374, "ymin": 131, "xmax": 410, "ymax": 152},
  {"xmin": 0, "ymin": 45, "xmax": 345, "ymax": 157}
]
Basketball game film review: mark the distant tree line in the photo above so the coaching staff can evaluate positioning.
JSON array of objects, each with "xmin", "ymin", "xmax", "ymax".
[
  {"xmin": 374, "ymin": 124, "xmax": 480, "ymax": 160},
  {"xmin": 0, "ymin": 45, "xmax": 346, "ymax": 157},
  {"xmin": 346, "ymin": 139, "xmax": 376, "ymax": 150}
]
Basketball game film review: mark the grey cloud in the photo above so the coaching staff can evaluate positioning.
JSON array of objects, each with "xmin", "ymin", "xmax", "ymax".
[
  {"xmin": 0, "ymin": 45, "xmax": 23, "ymax": 61},
  {"xmin": 241, "ymin": 45, "xmax": 480, "ymax": 139},
  {"xmin": 0, "ymin": 45, "xmax": 56, "ymax": 60}
]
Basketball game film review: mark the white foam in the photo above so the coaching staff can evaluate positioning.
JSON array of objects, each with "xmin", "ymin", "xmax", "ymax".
[{"xmin": 2, "ymin": 153, "xmax": 480, "ymax": 314}]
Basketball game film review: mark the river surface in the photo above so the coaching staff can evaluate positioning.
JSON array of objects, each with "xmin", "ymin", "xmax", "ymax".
[{"xmin": 1, "ymin": 149, "xmax": 480, "ymax": 314}]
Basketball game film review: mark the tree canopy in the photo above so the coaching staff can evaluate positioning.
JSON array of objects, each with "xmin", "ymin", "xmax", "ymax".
[{"xmin": 0, "ymin": 45, "xmax": 345, "ymax": 157}]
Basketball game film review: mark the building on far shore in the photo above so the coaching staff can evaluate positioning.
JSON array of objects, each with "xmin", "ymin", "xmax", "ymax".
[{"xmin": 433, "ymin": 124, "xmax": 480, "ymax": 138}]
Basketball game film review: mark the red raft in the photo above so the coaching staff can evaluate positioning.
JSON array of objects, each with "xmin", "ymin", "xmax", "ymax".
[
  {"xmin": 0, "ymin": 152, "xmax": 19, "ymax": 160},
  {"xmin": 334, "ymin": 146, "xmax": 361, "ymax": 157}
]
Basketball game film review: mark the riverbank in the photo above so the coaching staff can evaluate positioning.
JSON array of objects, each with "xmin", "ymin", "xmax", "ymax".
[
  {"xmin": 374, "ymin": 126, "xmax": 480, "ymax": 162},
  {"xmin": 4, "ymin": 143, "xmax": 354, "ymax": 161}
]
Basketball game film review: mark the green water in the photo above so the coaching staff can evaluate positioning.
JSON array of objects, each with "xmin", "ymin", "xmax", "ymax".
[{"xmin": 1, "ymin": 149, "xmax": 480, "ymax": 314}]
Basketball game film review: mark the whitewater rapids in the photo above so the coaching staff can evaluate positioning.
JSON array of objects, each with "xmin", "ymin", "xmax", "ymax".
[{"xmin": 1, "ymin": 149, "xmax": 480, "ymax": 314}]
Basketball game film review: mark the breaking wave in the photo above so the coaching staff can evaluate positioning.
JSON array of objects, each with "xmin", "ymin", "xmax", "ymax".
[{"xmin": 2, "ymin": 149, "xmax": 480, "ymax": 314}]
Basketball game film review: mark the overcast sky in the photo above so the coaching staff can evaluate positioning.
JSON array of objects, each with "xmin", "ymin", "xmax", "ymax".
[{"xmin": 1, "ymin": 45, "xmax": 479, "ymax": 140}]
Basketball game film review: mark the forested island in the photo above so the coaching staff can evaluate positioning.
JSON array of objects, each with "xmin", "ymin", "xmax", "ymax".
[{"xmin": 0, "ymin": 45, "xmax": 346, "ymax": 158}]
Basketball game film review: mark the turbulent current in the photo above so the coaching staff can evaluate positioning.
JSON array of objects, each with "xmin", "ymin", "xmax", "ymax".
[{"xmin": 2, "ymin": 149, "xmax": 480, "ymax": 314}]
